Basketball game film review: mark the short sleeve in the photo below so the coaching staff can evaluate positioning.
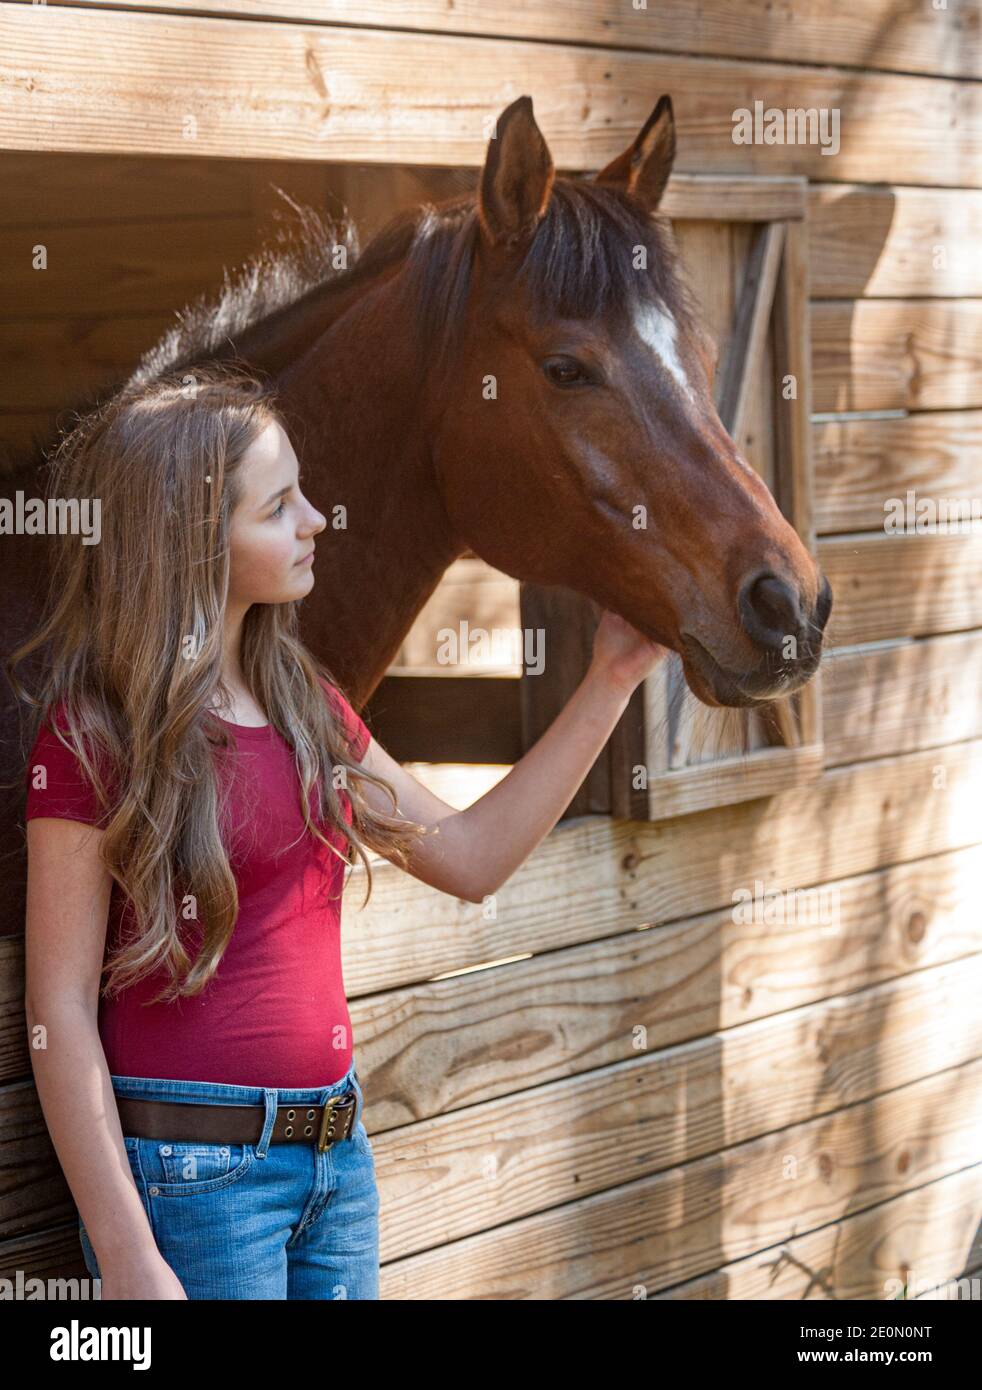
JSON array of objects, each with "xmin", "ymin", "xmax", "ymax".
[
  {"xmin": 24, "ymin": 709, "xmax": 114, "ymax": 829},
  {"xmin": 319, "ymin": 678, "xmax": 371, "ymax": 763}
]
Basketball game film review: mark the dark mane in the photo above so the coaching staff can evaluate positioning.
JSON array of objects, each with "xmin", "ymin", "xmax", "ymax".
[
  {"xmin": 401, "ymin": 177, "xmax": 702, "ymax": 371},
  {"xmin": 125, "ymin": 190, "xmax": 366, "ymax": 390}
]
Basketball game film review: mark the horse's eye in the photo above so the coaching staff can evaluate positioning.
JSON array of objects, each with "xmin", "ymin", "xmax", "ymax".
[{"xmin": 542, "ymin": 356, "xmax": 591, "ymax": 388}]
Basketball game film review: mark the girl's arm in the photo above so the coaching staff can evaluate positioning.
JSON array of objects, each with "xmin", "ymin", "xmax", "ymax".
[
  {"xmin": 26, "ymin": 817, "xmax": 186, "ymax": 1299},
  {"xmin": 356, "ymin": 610, "xmax": 669, "ymax": 903}
]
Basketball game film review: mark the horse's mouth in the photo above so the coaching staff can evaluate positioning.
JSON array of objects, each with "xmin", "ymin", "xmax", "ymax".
[{"xmin": 680, "ymin": 633, "xmax": 821, "ymax": 709}]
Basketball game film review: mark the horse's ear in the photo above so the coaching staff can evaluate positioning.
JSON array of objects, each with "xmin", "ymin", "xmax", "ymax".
[
  {"xmin": 594, "ymin": 94, "xmax": 676, "ymax": 213},
  {"xmin": 477, "ymin": 95, "xmax": 555, "ymax": 251}
]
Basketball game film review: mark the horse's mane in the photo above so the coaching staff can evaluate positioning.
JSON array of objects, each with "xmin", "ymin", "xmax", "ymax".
[
  {"xmin": 404, "ymin": 177, "xmax": 702, "ymax": 371},
  {"xmin": 126, "ymin": 188, "xmax": 382, "ymax": 390}
]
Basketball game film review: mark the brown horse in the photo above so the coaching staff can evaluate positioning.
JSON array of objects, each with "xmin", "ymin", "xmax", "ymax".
[{"xmin": 0, "ymin": 93, "xmax": 831, "ymax": 934}]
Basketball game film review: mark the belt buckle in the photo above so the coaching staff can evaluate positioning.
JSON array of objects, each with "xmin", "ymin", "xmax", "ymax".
[{"xmin": 317, "ymin": 1093, "xmax": 352, "ymax": 1153}]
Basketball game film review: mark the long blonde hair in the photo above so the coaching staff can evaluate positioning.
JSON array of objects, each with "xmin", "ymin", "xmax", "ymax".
[{"xmin": 9, "ymin": 361, "xmax": 428, "ymax": 1005}]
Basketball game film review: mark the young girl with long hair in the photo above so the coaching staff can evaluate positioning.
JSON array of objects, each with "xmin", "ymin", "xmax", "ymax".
[{"xmin": 13, "ymin": 361, "xmax": 666, "ymax": 1301}]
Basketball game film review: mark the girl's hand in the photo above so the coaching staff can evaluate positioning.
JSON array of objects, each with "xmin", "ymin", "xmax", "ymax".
[
  {"xmin": 589, "ymin": 609, "xmax": 672, "ymax": 696},
  {"xmin": 99, "ymin": 1249, "xmax": 189, "ymax": 1300}
]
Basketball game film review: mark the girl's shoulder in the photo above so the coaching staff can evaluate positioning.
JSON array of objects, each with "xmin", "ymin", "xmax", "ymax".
[
  {"xmin": 316, "ymin": 675, "xmax": 371, "ymax": 764},
  {"xmin": 24, "ymin": 698, "xmax": 116, "ymax": 829}
]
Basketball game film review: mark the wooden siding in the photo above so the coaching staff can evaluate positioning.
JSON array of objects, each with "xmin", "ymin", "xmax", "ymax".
[{"xmin": 1, "ymin": 0, "xmax": 980, "ymax": 1303}]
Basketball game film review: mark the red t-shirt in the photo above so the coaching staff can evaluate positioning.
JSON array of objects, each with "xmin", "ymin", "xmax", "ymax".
[{"xmin": 24, "ymin": 679, "xmax": 371, "ymax": 1088}]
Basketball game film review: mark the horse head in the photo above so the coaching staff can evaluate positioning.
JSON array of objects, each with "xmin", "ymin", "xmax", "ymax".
[{"xmin": 421, "ymin": 94, "xmax": 831, "ymax": 707}]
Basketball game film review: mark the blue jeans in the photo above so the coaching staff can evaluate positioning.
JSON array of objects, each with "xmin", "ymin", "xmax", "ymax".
[{"xmin": 78, "ymin": 1061, "xmax": 379, "ymax": 1299}]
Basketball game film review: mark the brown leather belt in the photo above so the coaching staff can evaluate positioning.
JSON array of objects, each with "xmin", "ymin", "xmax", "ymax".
[{"xmin": 115, "ymin": 1090, "xmax": 357, "ymax": 1153}]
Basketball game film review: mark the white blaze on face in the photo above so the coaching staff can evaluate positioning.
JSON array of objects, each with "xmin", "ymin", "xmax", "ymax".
[{"xmin": 633, "ymin": 299, "xmax": 696, "ymax": 406}]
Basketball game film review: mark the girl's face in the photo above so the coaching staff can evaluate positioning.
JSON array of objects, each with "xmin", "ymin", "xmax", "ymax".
[{"xmin": 227, "ymin": 419, "xmax": 326, "ymax": 607}]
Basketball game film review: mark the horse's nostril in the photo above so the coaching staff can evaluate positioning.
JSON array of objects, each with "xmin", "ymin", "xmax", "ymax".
[{"xmin": 739, "ymin": 571, "xmax": 802, "ymax": 650}]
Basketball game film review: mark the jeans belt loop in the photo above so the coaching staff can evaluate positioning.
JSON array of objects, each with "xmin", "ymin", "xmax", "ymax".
[{"xmin": 256, "ymin": 1089, "xmax": 278, "ymax": 1160}]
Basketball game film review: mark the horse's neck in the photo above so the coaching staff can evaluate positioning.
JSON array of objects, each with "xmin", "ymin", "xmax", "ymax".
[{"xmin": 262, "ymin": 274, "xmax": 463, "ymax": 704}]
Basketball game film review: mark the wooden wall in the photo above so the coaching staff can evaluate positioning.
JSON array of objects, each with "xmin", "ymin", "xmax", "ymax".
[{"xmin": 1, "ymin": 0, "xmax": 980, "ymax": 1300}]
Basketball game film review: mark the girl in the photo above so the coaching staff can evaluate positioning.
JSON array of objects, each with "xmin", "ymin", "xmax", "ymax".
[{"xmin": 13, "ymin": 361, "xmax": 667, "ymax": 1301}]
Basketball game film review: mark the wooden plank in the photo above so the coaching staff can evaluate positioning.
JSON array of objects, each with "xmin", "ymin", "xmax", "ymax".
[
  {"xmin": 319, "ymin": 161, "xmax": 480, "ymax": 246},
  {"xmin": 67, "ymin": 0, "xmax": 982, "ymax": 84},
  {"xmin": 662, "ymin": 174, "xmax": 805, "ymax": 224},
  {"xmin": 813, "ymin": 409, "xmax": 982, "ymax": 536},
  {"xmin": 3, "ymin": 9, "xmax": 981, "ymax": 187},
  {"xmin": 365, "ymin": 673, "xmax": 523, "ymax": 764},
  {"xmin": 773, "ymin": 224, "xmax": 816, "ymax": 557},
  {"xmin": 0, "ymin": 216, "xmax": 262, "ymax": 317},
  {"xmin": 518, "ymin": 584, "xmax": 608, "ymax": 817},
  {"xmin": 0, "ymin": 936, "xmax": 25, "ymax": 1085},
  {"xmin": 739, "ymin": 224, "xmax": 780, "ymax": 496},
  {"xmin": 0, "ymin": 150, "xmax": 333, "ymax": 235},
  {"xmin": 771, "ymin": 214, "xmax": 820, "ymax": 746},
  {"xmin": 342, "ymin": 738, "xmax": 982, "ymax": 998},
  {"xmin": 0, "ymin": 149, "xmax": 257, "ymax": 225},
  {"xmin": 809, "ymin": 184, "xmax": 982, "ymax": 299},
  {"xmin": 646, "ymin": 744, "xmax": 824, "ymax": 821},
  {"xmin": 0, "ymin": 155, "xmax": 343, "ymax": 470},
  {"xmin": 656, "ymin": 1162, "xmax": 982, "ymax": 1301},
  {"xmin": 0, "ymin": 1078, "xmax": 75, "ymax": 1238},
  {"xmin": 819, "ymin": 532, "xmax": 982, "ymax": 645},
  {"xmin": 0, "ymin": 154, "xmax": 334, "ymax": 308},
  {"xmin": 716, "ymin": 222, "xmax": 786, "ymax": 452},
  {"xmin": 395, "ymin": 761, "xmax": 508, "ymax": 808},
  {"xmin": 375, "ymin": 1036, "xmax": 982, "ymax": 1293},
  {"xmin": 0, "ymin": 1223, "xmax": 91, "ymax": 1287},
  {"xmin": 0, "ymin": 316, "xmax": 189, "ymax": 413},
  {"xmin": 824, "ymin": 633, "xmax": 982, "ymax": 766},
  {"xmin": 0, "ymin": 413, "xmax": 58, "ymax": 472},
  {"xmin": 812, "ymin": 300, "xmax": 982, "ymax": 413},
  {"xmin": 607, "ymin": 681, "xmax": 649, "ymax": 822}
]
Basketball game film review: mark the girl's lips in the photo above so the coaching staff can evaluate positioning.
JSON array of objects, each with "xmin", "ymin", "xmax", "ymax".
[{"xmin": 295, "ymin": 551, "xmax": 315, "ymax": 566}]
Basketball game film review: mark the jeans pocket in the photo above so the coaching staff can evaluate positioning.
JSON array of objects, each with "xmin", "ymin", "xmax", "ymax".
[
  {"xmin": 158, "ymin": 1142, "xmax": 233, "ymax": 1184},
  {"xmin": 136, "ymin": 1138, "xmax": 254, "ymax": 1195}
]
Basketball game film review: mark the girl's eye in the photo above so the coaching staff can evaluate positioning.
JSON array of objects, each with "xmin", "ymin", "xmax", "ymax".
[
  {"xmin": 271, "ymin": 500, "xmax": 286, "ymax": 519},
  {"xmin": 541, "ymin": 356, "xmax": 593, "ymax": 388}
]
